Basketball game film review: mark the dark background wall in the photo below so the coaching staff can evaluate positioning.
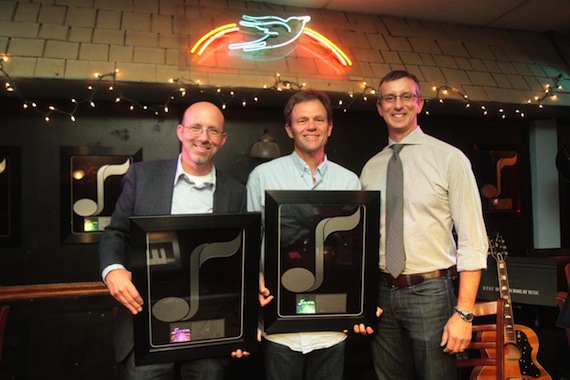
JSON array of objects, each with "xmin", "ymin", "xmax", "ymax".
[{"xmin": 0, "ymin": 94, "xmax": 532, "ymax": 286}]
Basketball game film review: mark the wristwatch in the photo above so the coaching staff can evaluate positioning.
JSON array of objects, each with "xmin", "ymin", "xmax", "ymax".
[{"xmin": 453, "ymin": 307, "xmax": 474, "ymax": 323}]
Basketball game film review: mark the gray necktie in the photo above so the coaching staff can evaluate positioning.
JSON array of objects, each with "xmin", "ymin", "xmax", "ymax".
[{"xmin": 385, "ymin": 144, "xmax": 405, "ymax": 278}]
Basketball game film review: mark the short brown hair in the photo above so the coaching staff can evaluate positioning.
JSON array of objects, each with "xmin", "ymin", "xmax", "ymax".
[
  {"xmin": 378, "ymin": 70, "xmax": 421, "ymax": 96},
  {"xmin": 283, "ymin": 90, "xmax": 333, "ymax": 126}
]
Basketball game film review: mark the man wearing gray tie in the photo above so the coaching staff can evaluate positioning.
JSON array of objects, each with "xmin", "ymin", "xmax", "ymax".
[{"xmin": 360, "ymin": 70, "xmax": 488, "ymax": 380}]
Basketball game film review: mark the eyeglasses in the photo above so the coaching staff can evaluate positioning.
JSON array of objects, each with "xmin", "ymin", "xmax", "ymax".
[
  {"xmin": 183, "ymin": 125, "xmax": 223, "ymax": 137},
  {"xmin": 379, "ymin": 93, "xmax": 418, "ymax": 104}
]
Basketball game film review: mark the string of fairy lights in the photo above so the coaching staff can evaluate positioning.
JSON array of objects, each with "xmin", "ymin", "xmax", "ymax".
[{"xmin": 0, "ymin": 55, "xmax": 567, "ymax": 122}]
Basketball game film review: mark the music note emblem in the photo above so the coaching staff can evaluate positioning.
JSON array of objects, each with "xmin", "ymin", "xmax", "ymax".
[
  {"xmin": 72, "ymin": 159, "xmax": 131, "ymax": 217},
  {"xmin": 481, "ymin": 153, "xmax": 517, "ymax": 199},
  {"xmin": 281, "ymin": 208, "xmax": 361, "ymax": 293},
  {"xmin": 151, "ymin": 232, "xmax": 242, "ymax": 323}
]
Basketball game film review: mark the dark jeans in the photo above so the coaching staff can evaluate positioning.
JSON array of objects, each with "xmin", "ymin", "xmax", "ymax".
[
  {"xmin": 122, "ymin": 350, "xmax": 230, "ymax": 380},
  {"xmin": 371, "ymin": 274, "xmax": 457, "ymax": 380},
  {"xmin": 264, "ymin": 339, "xmax": 345, "ymax": 380}
]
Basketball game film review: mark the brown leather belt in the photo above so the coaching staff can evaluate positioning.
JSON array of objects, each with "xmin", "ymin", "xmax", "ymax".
[{"xmin": 379, "ymin": 266, "xmax": 457, "ymax": 288}]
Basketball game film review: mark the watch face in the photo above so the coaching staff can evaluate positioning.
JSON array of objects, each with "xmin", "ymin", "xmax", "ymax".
[{"xmin": 464, "ymin": 313, "xmax": 474, "ymax": 322}]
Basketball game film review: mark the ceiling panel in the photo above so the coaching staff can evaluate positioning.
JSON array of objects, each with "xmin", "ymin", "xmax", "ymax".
[{"xmin": 248, "ymin": 0, "xmax": 570, "ymax": 33}]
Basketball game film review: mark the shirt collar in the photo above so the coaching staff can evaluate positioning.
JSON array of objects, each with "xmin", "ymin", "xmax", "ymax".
[
  {"xmin": 290, "ymin": 150, "xmax": 329, "ymax": 178},
  {"xmin": 388, "ymin": 125, "xmax": 425, "ymax": 147},
  {"xmin": 174, "ymin": 154, "xmax": 216, "ymax": 188}
]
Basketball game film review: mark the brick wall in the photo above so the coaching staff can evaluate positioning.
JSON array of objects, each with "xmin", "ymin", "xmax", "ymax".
[{"xmin": 0, "ymin": 0, "xmax": 569, "ymax": 106}]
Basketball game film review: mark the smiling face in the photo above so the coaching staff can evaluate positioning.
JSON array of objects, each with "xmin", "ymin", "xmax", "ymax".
[
  {"xmin": 176, "ymin": 101, "xmax": 226, "ymax": 176},
  {"xmin": 377, "ymin": 77, "xmax": 424, "ymax": 142},
  {"xmin": 285, "ymin": 99, "xmax": 333, "ymax": 160}
]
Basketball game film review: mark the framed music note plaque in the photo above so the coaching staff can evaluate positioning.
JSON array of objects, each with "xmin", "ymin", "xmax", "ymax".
[
  {"xmin": 473, "ymin": 144, "xmax": 520, "ymax": 213},
  {"xmin": 0, "ymin": 146, "xmax": 22, "ymax": 247},
  {"xmin": 129, "ymin": 213, "xmax": 261, "ymax": 365},
  {"xmin": 263, "ymin": 190, "xmax": 380, "ymax": 334},
  {"xmin": 60, "ymin": 146, "xmax": 142, "ymax": 244}
]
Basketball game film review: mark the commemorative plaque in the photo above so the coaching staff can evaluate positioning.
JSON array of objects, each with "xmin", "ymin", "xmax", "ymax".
[{"xmin": 263, "ymin": 190, "xmax": 380, "ymax": 334}]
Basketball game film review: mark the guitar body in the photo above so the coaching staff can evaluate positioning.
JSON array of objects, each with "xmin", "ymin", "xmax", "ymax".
[
  {"xmin": 471, "ymin": 235, "xmax": 552, "ymax": 380},
  {"xmin": 470, "ymin": 324, "xmax": 551, "ymax": 380}
]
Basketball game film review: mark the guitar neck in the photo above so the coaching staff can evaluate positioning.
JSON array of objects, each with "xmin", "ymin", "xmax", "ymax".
[{"xmin": 496, "ymin": 258, "xmax": 517, "ymax": 344}]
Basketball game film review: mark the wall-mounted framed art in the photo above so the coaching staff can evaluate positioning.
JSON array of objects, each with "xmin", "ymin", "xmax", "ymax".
[
  {"xmin": 60, "ymin": 146, "xmax": 142, "ymax": 244},
  {"xmin": 0, "ymin": 146, "xmax": 22, "ymax": 247},
  {"xmin": 473, "ymin": 144, "xmax": 520, "ymax": 213},
  {"xmin": 263, "ymin": 190, "xmax": 380, "ymax": 334},
  {"xmin": 129, "ymin": 212, "xmax": 261, "ymax": 365}
]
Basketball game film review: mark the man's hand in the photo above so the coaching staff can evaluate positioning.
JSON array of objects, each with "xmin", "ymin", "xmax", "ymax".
[
  {"xmin": 105, "ymin": 269, "xmax": 143, "ymax": 315},
  {"xmin": 351, "ymin": 307, "xmax": 383, "ymax": 335},
  {"xmin": 259, "ymin": 272, "xmax": 273, "ymax": 307},
  {"xmin": 231, "ymin": 349, "xmax": 250, "ymax": 359},
  {"xmin": 257, "ymin": 327, "xmax": 264, "ymax": 342},
  {"xmin": 441, "ymin": 313, "xmax": 472, "ymax": 354}
]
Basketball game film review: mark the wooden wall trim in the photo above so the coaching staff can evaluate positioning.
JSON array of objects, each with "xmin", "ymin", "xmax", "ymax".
[{"xmin": 0, "ymin": 282, "xmax": 109, "ymax": 301}]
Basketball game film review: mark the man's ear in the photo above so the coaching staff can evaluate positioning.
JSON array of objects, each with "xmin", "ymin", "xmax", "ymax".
[
  {"xmin": 285, "ymin": 123, "xmax": 294, "ymax": 139},
  {"xmin": 176, "ymin": 124, "xmax": 184, "ymax": 142},
  {"xmin": 376, "ymin": 100, "xmax": 384, "ymax": 117}
]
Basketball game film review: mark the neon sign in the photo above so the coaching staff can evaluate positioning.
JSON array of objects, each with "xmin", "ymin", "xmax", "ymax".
[{"xmin": 190, "ymin": 15, "xmax": 352, "ymax": 67}]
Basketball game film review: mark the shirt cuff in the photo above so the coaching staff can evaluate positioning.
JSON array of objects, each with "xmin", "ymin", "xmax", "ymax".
[{"xmin": 101, "ymin": 264, "xmax": 126, "ymax": 284}]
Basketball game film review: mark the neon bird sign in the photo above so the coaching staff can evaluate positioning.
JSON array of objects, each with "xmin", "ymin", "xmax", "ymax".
[
  {"xmin": 228, "ymin": 15, "xmax": 310, "ymax": 52},
  {"xmin": 190, "ymin": 15, "xmax": 352, "ymax": 67}
]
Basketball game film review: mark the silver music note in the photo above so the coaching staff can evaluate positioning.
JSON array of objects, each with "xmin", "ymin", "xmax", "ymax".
[
  {"xmin": 73, "ymin": 159, "xmax": 131, "ymax": 217},
  {"xmin": 151, "ymin": 232, "xmax": 243, "ymax": 323},
  {"xmin": 482, "ymin": 153, "xmax": 517, "ymax": 198},
  {"xmin": 281, "ymin": 208, "xmax": 361, "ymax": 293}
]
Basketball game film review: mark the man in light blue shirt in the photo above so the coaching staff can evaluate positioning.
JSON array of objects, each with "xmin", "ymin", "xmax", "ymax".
[{"xmin": 246, "ymin": 90, "xmax": 365, "ymax": 380}]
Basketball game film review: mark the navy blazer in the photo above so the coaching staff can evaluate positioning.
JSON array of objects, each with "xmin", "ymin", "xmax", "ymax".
[{"xmin": 98, "ymin": 158, "xmax": 246, "ymax": 362}]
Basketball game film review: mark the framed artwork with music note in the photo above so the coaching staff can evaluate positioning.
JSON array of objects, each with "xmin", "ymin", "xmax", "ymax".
[
  {"xmin": 0, "ymin": 146, "xmax": 22, "ymax": 247},
  {"xmin": 263, "ymin": 190, "xmax": 380, "ymax": 334},
  {"xmin": 129, "ymin": 213, "xmax": 261, "ymax": 365},
  {"xmin": 473, "ymin": 144, "xmax": 521, "ymax": 213},
  {"xmin": 60, "ymin": 146, "xmax": 142, "ymax": 244}
]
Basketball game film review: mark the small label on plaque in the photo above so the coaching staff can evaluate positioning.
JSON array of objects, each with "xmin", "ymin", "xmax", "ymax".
[
  {"xmin": 296, "ymin": 293, "xmax": 347, "ymax": 314},
  {"xmin": 487, "ymin": 198, "xmax": 512, "ymax": 210},
  {"xmin": 170, "ymin": 326, "xmax": 192, "ymax": 343},
  {"xmin": 83, "ymin": 216, "xmax": 111, "ymax": 232},
  {"xmin": 190, "ymin": 319, "xmax": 225, "ymax": 340}
]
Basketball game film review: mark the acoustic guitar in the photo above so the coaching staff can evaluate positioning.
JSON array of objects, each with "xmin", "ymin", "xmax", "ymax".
[{"xmin": 471, "ymin": 234, "xmax": 551, "ymax": 380}]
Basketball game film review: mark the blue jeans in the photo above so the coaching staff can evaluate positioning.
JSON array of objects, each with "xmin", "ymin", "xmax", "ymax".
[
  {"xmin": 371, "ymin": 274, "xmax": 457, "ymax": 380},
  {"xmin": 264, "ymin": 339, "xmax": 345, "ymax": 380},
  {"xmin": 122, "ymin": 350, "xmax": 229, "ymax": 380}
]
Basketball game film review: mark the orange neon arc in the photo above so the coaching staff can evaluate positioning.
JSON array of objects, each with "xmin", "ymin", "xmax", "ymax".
[
  {"xmin": 190, "ymin": 23, "xmax": 239, "ymax": 56},
  {"xmin": 190, "ymin": 18, "xmax": 352, "ymax": 67}
]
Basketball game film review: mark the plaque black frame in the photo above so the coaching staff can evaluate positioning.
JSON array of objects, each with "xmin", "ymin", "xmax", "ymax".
[
  {"xmin": 0, "ymin": 146, "xmax": 22, "ymax": 247},
  {"xmin": 264, "ymin": 190, "xmax": 380, "ymax": 334},
  {"xmin": 130, "ymin": 213, "xmax": 261, "ymax": 365},
  {"xmin": 60, "ymin": 146, "xmax": 142, "ymax": 244}
]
